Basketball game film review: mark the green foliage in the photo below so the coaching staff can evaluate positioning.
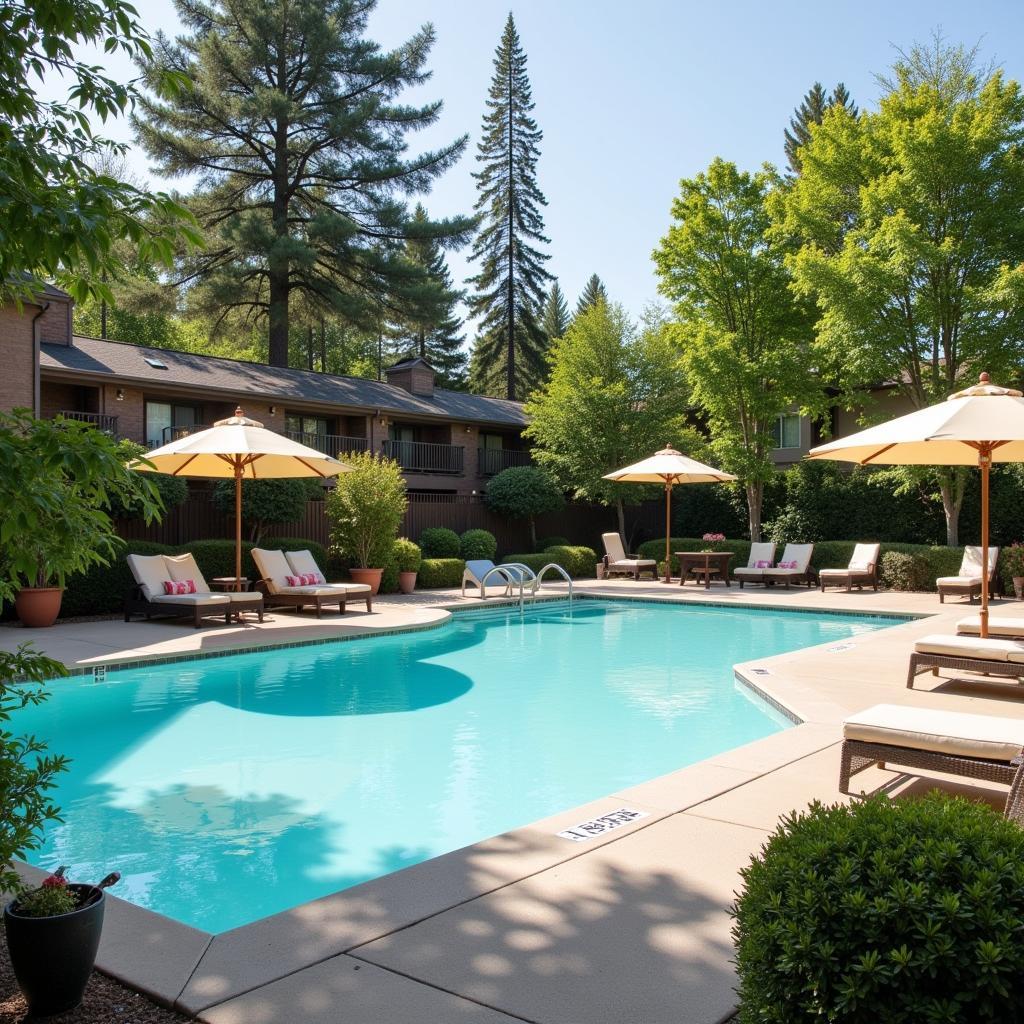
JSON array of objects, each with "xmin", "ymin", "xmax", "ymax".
[
  {"xmin": 542, "ymin": 545, "xmax": 597, "ymax": 578},
  {"xmin": 0, "ymin": 645, "xmax": 69, "ymax": 896},
  {"xmin": 392, "ymin": 538, "xmax": 423, "ymax": 573},
  {"xmin": 419, "ymin": 528, "xmax": 462, "ymax": 559},
  {"xmin": 1000, "ymin": 543, "xmax": 1024, "ymax": 592},
  {"xmin": 325, "ymin": 452, "xmax": 407, "ymax": 568},
  {"xmin": 783, "ymin": 81, "xmax": 857, "ymax": 175},
  {"xmin": 15, "ymin": 880, "xmax": 79, "ymax": 918},
  {"xmin": 500, "ymin": 553, "xmax": 553, "ymax": 575},
  {"xmin": 653, "ymin": 158, "xmax": 820, "ymax": 541},
  {"xmin": 0, "ymin": 0, "xmax": 198, "ymax": 305},
  {"xmin": 485, "ymin": 466, "xmax": 564, "ymax": 550},
  {"xmin": 61, "ymin": 539, "xmax": 173, "ymax": 617},
  {"xmin": 671, "ymin": 482, "xmax": 751, "ymax": 540},
  {"xmin": 211, "ymin": 478, "xmax": 321, "ymax": 543},
  {"xmin": 573, "ymin": 274, "xmax": 608, "ymax": 318},
  {"xmin": 260, "ymin": 537, "xmax": 335, "ymax": 578},
  {"xmin": 467, "ymin": 14, "xmax": 551, "ymax": 399},
  {"xmin": 459, "ymin": 529, "xmax": 497, "ymax": 561},
  {"xmin": 879, "ymin": 551, "xmax": 930, "ymax": 592},
  {"xmin": 733, "ymin": 793, "xmax": 1024, "ymax": 1022},
  {"xmin": 417, "ymin": 558, "xmax": 465, "ymax": 589},
  {"xmin": 112, "ymin": 440, "xmax": 188, "ymax": 519},
  {"xmin": 0, "ymin": 411, "xmax": 161, "ymax": 595},
  {"xmin": 541, "ymin": 282, "xmax": 571, "ymax": 343},
  {"xmin": 639, "ymin": 537, "xmax": 753, "ymax": 576},
  {"xmin": 536, "ymin": 535, "xmax": 570, "ymax": 552}
]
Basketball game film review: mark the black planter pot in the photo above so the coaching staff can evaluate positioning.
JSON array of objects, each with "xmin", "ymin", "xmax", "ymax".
[{"xmin": 4, "ymin": 885, "xmax": 105, "ymax": 1017}]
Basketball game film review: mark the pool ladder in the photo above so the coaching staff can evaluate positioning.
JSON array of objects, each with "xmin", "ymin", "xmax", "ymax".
[{"xmin": 513, "ymin": 562, "xmax": 573, "ymax": 612}]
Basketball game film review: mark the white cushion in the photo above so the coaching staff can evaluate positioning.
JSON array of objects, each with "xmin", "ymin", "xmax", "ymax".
[
  {"xmin": 819, "ymin": 567, "xmax": 869, "ymax": 578},
  {"xmin": 937, "ymin": 575, "xmax": 982, "ymax": 587},
  {"xmin": 163, "ymin": 553, "xmax": 211, "ymax": 593},
  {"xmin": 844, "ymin": 703, "xmax": 1024, "ymax": 761},
  {"xmin": 149, "ymin": 592, "xmax": 228, "ymax": 607},
  {"xmin": 913, "ymin": 633, "xmax": 1024, "ymax": 661},
  {"xmin": 733, "ymin": 567, "xmax": 764, "ymax": 577},
  {"xmin": 960, "ymin": 545, "xmax": 999, "ymax": 579},
  {"xmin": 848, "ymin": 543, "xmax": 880, "ymax": 572},
  {"xmin": 278, "ymin": 584, "xmax": 368, "ymax": 597},
  {"xmin": 127, "ymin": 554, "xmax": 171, "ymax": 601},
  {"xmin": 957, "ymin": 617, "xmax": 1024, "ymax": 638},
  {"xmin": 602, "ymin": 533, "xmax": 627, "ymax": 562},
  {"xmin": 774, "ymin": 543, "xmax": 813, "ymax": 573},
  {"xmin": 252, "ymin": 548, "xmax": 293, "ymax": 594},
  {"xmin": 285, "ymin": 549, "xmax": 323, "ymax": 580},
  {"xmin": 763, "ymin": 568, "xmax": 807, "ymax": 578},
  {"xmin": 746, "ymin": 542, "xmax": 775, "ymax": 568},
  {"xmin": 223, "ymin": 592, "xmax": 263, "ymax": 605},
  {"xmin": 609, "ymin": 558, "xmax": 656, "ymax": 569}
]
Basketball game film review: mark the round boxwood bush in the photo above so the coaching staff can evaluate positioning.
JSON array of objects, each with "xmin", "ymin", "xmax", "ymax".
[
  {"xmin": 460, "ymin": 529, "xmax": 497, "ymax": 561},
  {"xmin": 733, "ymin": 793, "xmax": 1024, "ymax": 1022},
  {"xmin": 392, "ymin": 537, "xmax": 423, "ymax": 573},
  {"xmin": 419, "ymin": 527, "xmax": 461, "ymax": 558},
  {"xmin": 536, "ymin": 535, "xmax": 569, "ymax": 552}
]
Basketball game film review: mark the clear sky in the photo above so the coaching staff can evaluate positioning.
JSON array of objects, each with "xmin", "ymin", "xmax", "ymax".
[{"xmin": 41, "ymin": 0, "xmax": 1024, "ymax": 323}]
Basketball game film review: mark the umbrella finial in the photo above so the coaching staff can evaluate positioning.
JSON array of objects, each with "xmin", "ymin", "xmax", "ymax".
[
  {"xmin": 215, "ymin": 407, "xmax": 264, "ymax": 428},
  {"xmin": 980, "ymin": 372, "xmax": 990, "ymax": 384},
  {"xmin": 235, "ymin": 406, "xmax": 245, "ymax": 416}
]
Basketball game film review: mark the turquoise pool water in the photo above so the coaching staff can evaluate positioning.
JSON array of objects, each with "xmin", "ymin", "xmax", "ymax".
[{"xmin": 20, "ymin": 599, "xmax": 895, "ymax": 932}]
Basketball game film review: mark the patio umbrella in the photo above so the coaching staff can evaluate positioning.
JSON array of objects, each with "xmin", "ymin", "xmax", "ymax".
[
  {"xmin": 807, "ymin": 373, "xmax": 1024, "ymax": 637},
  {"xmin": 130, "ymin": 408, "xmax": 351, "ymax": 589},
  {"xmin": 604, "ymin": 446, "xmax": 737, "ymax": 584}
]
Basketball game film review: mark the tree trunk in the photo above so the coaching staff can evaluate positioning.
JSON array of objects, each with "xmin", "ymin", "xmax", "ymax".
[
  {"xmin": 320, "ymin": 316, "xmax": 326, "ymax": 371},
  {"xmin": 267, "ymin": 89, "xmax": 290, "ymax": 367},
  {"xmin": 615, "ymin": 497, "xmax": 625, "ymax": 541},
  {"xmin": 307, "ymin": 324, "xmax": 314, "ymax": 370},
  {"xmin": 268, "ymin": 272, "xmax": 289, "ymax": 367},
  {"xmin": 939, "ymin": 468, "xmax": 966, "ymax": 547},
  {"xmin": 505, "ymin": 51, "xmax": 516, "ymax": 401},
  {"xmin": 745, "ymin": 481, "xmax": 763, "ymax": 543}
]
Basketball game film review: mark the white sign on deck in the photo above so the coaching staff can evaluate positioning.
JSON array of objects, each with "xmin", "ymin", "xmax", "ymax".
[{"xmin": 557, "ymin": 807, "xmax": 650, "ymax": 842}]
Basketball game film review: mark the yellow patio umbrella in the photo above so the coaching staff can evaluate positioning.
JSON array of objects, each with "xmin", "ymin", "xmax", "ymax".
[
  {"xmin": 130, "ymin": 408, "xmax": 351, "ymax": 589},
  {"xmin": 604, "ymin": 446, "xmax": 737, "ymax": 584},
  {"xmin": 808, "ymin": 373, "xmax": 1024, "ymax": 638}
]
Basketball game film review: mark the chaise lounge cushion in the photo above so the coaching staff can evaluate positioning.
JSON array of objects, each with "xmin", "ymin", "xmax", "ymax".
[
  {"xmin": 149, "ymin": 592, "xmax": 228, "ymax": 607},
  {"xmin": 913, "ymin": 633, "xmax": 1024, "ymax": 662},
  {"xmin": 164, "ymin": 552, "xmax": 262, "ymax": 605},
  {"xmin": 843, "ymin": 703, "xmax": 1024, "ymax": 762},
  {"xmin": 762, "ymin": 543, "xmax": 813, "ymax": 579},
  {"xmin": 936, "ymin": 575, "xmax": 985, "ymax": 589},
  {"xmin": 957, "ymin": 617, "xmax": 1024, "ymax": 638},
  {"xmin": 284, "ymin": 550, "xmax": 327, "ymax": 583},
  {"xmin": 252, "ymin": 548, "xmax": 293, "ymax": 594},
  {"xmin": 127, "ymin": 554, "xmax": 172, "ymax": 601},
  {"xmin": 278, "ymin": 584, "xmax": 372, "ymax": 597},
  {"xmin": 601, "ymin": 533, "xmax": 656, "ymax": 571}
]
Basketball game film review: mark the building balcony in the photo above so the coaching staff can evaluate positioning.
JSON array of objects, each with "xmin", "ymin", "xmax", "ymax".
[
  {"xmin": 381, "ymin": 439, "xmax": 464, "ymax": 475},
  {"xmin": 160, "ymin": 424, "xmax": 210, "ymax": 446},
  {"xmin": 478, "ymin": 447, "xmax": 531, "ymax": 476},
  {"xmin": 285, "ymin": 431, "xmax": 369, "ymax": 459},
  {"xmin": 58, "ymin": 410, "xmax": 119, "ymax": 435}
]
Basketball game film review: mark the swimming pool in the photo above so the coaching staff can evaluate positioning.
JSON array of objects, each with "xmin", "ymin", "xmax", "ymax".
[{"xmin": 21, "ymin": 599, "xmax": 895, "ymax": 932}]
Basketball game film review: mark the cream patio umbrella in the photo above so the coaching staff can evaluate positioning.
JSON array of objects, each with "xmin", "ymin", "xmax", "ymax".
[
  {"xmin": 808, "ymin": 373, "xmax": 1024, "ymax": 637},
  {"xmin": 604, "ymin": 446, "xmax": 738, "ymax": 584},
  {"xmin": 130, "ymin": 408, "xmax": 351, "ymax": 589}
]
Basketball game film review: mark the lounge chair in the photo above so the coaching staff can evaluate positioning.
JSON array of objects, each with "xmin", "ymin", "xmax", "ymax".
[
  {"xmin": 761, "ymin": 543, "xmax": 815, "ymax": 588},
  {"xmin": 732, "ymin": 542, "xmax": 776, "ymax": 587},
  {"xmin": 839, "ymin": 703, "xmax": 1024, "ymax": 823},
  {"xmin": 125, "ymin": 553, "xmax": 264, "ymax": 627},
  {"xmin": 907, "ymin": 633, "xmax": 1024, "ymax": 688},
  {"xmin": 463, "ymin": 560, "xmax": 510, "ymax": 598},
  {"xmin": 958, "ymin": 616, "xmax": 1024, "ymax": 639},
  {"xmin": 601, "ymin": 533, "xmax": 658, "ymax": 581},
  {"xmin": 818, "ymin": 543, "xmax": 880, "ymax": 593},
  {"xmin": 937, "ymin": 545, "xmax": 1000, "ymax": 603},
  {"xmin": 252, "ymin": 548, "xmax": 372, "ymax": 616}
]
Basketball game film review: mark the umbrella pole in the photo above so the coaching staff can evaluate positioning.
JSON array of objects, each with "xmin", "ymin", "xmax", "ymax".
[
  {"xmin": 663, "ymin": 479, "xmax": 672, "ymax": 584},
  {"xmin": 980, "ymin": 450, "xmax": 991, "ymax": 639},
  {"xmin": 235, "ymin": 461, "xmax": 243, "ymax": 592}
]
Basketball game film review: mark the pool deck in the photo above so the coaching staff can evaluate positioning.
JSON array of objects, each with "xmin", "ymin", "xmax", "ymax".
[{"xmin": 6, "ymin": 581, "xmax": 1024, "ymax": 1023}]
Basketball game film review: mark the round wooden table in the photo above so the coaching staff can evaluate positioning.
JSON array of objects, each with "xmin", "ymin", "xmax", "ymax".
[{"xmin": 674, "ymin": 551, "xmax": 733, "ymax": 589}]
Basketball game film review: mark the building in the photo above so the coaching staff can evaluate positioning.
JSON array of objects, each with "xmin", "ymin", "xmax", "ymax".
[{"xmin": 2, "ymin": 289, "xmax": 531, "ymax": 496}]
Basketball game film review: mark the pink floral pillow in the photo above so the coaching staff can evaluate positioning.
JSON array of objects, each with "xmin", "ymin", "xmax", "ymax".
[
  {"xmin": 755, "ymin": 560, "xmax": 772, "ymax": 569},
  {"xmin": 163, "ymin": 579, "xmax": 196, "ymax": 595},
  {"xmin": 777, "ymin": 560, "xmax": 798, "ymax": 569},
  {"xmin": 285, "ymin": 573, "xmax": 321, "ymax": 587}
]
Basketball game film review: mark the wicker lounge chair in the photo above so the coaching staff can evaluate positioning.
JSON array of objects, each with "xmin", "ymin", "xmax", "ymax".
[
  {"xmin": 937, "ymin": 545, "xmax": 1000, "ymax": 603},
  {"xmin": 601, "ymin": 533, "xmax": 658, "ymax": 581},
  {"xmin": 732, "ymin": 542, "xmax": 776, "ymax": 587},
  {"xmin": 906, "ymin": 633, "xmax": 1024, "ymax": 689},
  {"xmin": 958, "ymin": 616, "xmax": 1024, "ymax": 639},
  {"xmin": 818, "ymin": 543, "xmax": 880, "ymax": 593},
  {"xmin": 252, "ymin": 548, "xmax": 372, "ymax": 616},
  {"xmin": 125, "ymin": 553, "xmax": 264, "ymax": 627},
  {"xmin": 839, "ymin": 703, "xmax": 1024, "ymax": 822},
  {"xmin": 761, "ymin": 543, "xmax": 815, "ymax": 588}
]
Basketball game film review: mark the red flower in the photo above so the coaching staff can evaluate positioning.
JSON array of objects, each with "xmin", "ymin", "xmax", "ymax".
[{"xmin": 41, "ymin": 874, "xmax": 67, "ymax": 888}]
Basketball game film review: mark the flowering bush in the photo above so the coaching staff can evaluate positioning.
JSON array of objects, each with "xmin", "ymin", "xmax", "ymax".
[
  {"xmin": 16, "ymin": 872, "xmax": 77, "ymax": 918},
  {"xmin": 701, "ymin": 532, "xmax": 726, "ymax": 551}
]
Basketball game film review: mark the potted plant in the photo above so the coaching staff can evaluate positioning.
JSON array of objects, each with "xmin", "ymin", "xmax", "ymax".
[
  {"xmin": 393, "ymin": 538, "xmax": 422, "ymax": 594},
  {"xmin": 325, "ymin": 450, "xmax": 407, "ymax": 595},
  {"xmin": 701, "ymin": 531, "xmax": 726, "ymax": 552},
  {"xmin": 1003, "ymin": 541, "xmax": 1024, "ymax": 600}
]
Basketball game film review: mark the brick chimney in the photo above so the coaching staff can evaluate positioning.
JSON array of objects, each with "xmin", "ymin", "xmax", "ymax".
[{"xmin": 385, "ymin": 357, "xmax": 435, "ymax": 397}]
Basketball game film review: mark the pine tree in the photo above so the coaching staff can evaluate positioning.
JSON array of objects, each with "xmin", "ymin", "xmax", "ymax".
[
  {"xmin": 541, "ymin": 282, "xmax": 570, "ymax": 342},
  {"xmin": 135, "ymin": 0, "xmax": 472, "ymax": 367},
  {"xmin": 784, "ymin": 82, "xmax": 857, "ymax": 175},
  {"xmin": 466, "ymin": 13, "xmax": 552, "ymax": 400},
  {"xmin": 574, "ymin": 274, "xmax": 608, "ymax": 318}
]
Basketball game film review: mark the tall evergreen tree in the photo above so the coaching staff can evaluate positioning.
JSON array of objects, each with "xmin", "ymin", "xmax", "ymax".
[
  {"xmin": 541, "ymin": 281, "xmax": 570, "ymax": 342},
  {"xmin": 467, "ymin": 13, "xmax": 551, "ymax": 400},
  {"xmin": 135, "ymin": 0, "xmax": 472, "ymax": 367},
  {"xmin": 390, "ymin": 204, "xmax": 467, "ymax": 388},
  {"xmin": 574, "ymin": 273, "xmax": 608, "ymax": 318},
  {"xmin": 784, "ymin": 81, "xmax": 857, "ymax": 175}
]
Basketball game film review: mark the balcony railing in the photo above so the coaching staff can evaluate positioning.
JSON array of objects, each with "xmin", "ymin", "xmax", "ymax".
[
  {"xmin": 478, "ymin": 447, "xmax": 531, "ymax": 476},
  {"xmin": 381, "ymin": 438, "xmax": 464, "ymax": 474},
  {"xmin": 59, "ymin": 410, "xmax": 119, "ymax": 435},
  {"xmin": 285, "ymin": 431, "xmax": 369, "ymax": 459},
  {"xmin": 160, "ymin": 423, "xmax": 210, "ymax": 446}
]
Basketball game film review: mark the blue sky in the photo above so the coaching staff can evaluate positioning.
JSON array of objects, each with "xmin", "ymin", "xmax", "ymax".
[{"xmin": 41, "ymin": 0, "xmax": 1024, "ymax": 323}]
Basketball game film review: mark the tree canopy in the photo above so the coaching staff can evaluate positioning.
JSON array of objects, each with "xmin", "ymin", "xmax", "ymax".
[
  {"xmin": 540, "ymin": 281, "xmax": 571, "ymax": 343},
  {"xmin": 574, "ymin": 274, "xmax": 608, "ymax": 318},
  {"xmin": 783, "ymin": 81, "xmax": 857, "ymax": 175}
]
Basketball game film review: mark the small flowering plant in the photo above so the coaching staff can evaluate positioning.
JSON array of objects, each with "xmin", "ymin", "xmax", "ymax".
[
  {"xmin": 15, "ymin": 869, "xmax": 78, "ymax": 918},
  {"xmin": 701, "ymin": 532, "xmax": 727, "ymax": 552}
]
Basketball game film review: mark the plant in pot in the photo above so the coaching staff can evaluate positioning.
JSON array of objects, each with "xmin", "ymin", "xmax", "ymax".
[
  {"xmin": 325, "ymin": 450, "xmax": 407, "ymax": 595},
  {"xmin": 1003, "ymin": 541, "xmax": 1024, "ymax": 600},
  {"xmin": 701, "ymin": 531, "xmax": 726, "ymax": 552},
  {"xmin": 393, "ymin": 538, "xmax": 422, "ymax": 594}
]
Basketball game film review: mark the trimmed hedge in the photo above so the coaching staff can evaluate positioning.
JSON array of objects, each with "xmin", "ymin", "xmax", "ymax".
[
  {"xmin": 419, "ymin": 527, "xmax": 461, "ymax": 558},
  {"xmin": 542, "ymin": 545, "xmax": 598, "ymax": 578},
  {"xmin": 460, "ymin": 529, "xmax": 497, "ymax": 561},
  {"xmin": 501, "ymin": 553, "xmax": 551, "ymax": 574},
  {"xmin": 417, "ymin": 558, "xmax": 465, "ymax": 589},
  {"xmin": 536, "ymin": 535, "xmax": 570, "ymax": 552}
]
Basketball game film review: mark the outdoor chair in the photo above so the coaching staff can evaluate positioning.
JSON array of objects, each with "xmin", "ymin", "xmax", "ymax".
[
  {"xmin": 252, "ymin": 548, "xmax": 372, "ymax": 616},
  {"xmin": 125, "ymin": 553, "xmax": 264, "ymax": 628},
  {"xmin": 761, "ymin": 543, "xmax": 815, "ymax": 588},
  {"xmin": 839, "ymin": 703, "xmax": 1024, "ymax": 824},
  {"xmin": 462, "ymin": 560, "xmax": 511, "ymax": 598},
  {"xmin": 958, "ymin": 616, "xmax": 1024, "ymax": 639},
  {"xmin": 601, "ymin": 533, "xmax": 658, "ymax": 581},
  {"xmin": 906, "ymin": 632, "xmax": 1024, "ymax": 689},
  {"xmin": 818, "ymin": 543, "xmax": 881, "ymax": 593},
  {"xmin": 733, "ymin": 542, "xmax": 777, "ymax": 587},
  {"xmin": 937, "ymin": 545, "xmax": 1000, "ymax": 604}
]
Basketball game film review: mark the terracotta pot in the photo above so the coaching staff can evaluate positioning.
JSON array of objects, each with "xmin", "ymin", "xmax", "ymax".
[
  {"xmin": 1014, "ymin": 576, "xmax": 1024, "ymax": 601},
  {"xmin": 15, "ymin": 587, "xmax": 64, "ymax": 628},
  {"xmin": 350, "ymin": 567, "xmax": 383, "ymax": 595},
  {"xmin": 398, "ymin": 571, "xmax": 417, "ymax": 595}
]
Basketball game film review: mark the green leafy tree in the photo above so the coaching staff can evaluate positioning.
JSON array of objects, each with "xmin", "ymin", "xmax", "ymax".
[
  {"xmin": 325, "ymin": 451, "xmax": 407, "ymax": 568},
  {"xmin": 773, "ymin": 37, "xmax": 1024, "ymax": 544},
  {"xmin": 467, "ymin": 14, "xmax": 552, "ymax": 400},
  {"xmin": 484, "ymin": 465, "xmax": 564, "ymax": 550},
  {"xmin": 135, "ymin": 0, "xmax": 472, "ymax": 367},
  {"xmin": 653, "ymin": 158, "xmax": 819, "ymax": 541},
  {"xmin": 540, "ymin": 281, "xmax": 570, "ymax": 342},
  {"xmin": 0, "ymin": 0, "xmax": 197, "ymax": 305},
  {"xmin": 212, "ymin": 478, "xmax": 321, "ymax": 543},
  {"xmin": 783, "ymin": 81, "xmax": 857, "ymax": 175},
  {"xmin": 526, "ymin": 302, "xmax": 694, "ymax": 537},
  {"xmin": 574, "ymin": 273, "xmax": 608, "ymax": 318}
]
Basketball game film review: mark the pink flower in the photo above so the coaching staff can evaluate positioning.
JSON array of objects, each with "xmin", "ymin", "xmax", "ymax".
[
  {"xmin": 702, "ymin": 532, "xmax": 726, "ymax": 542},
  {"xmin": 42, "ymin": 874, "xmax": 67, "ymax": 888}
]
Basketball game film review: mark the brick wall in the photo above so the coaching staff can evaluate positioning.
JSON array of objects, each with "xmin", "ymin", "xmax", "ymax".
[
  {"xmin": 39, "ymin": 381, "xmax": 81, "ymax": 419},
  {"xmin": 37, "ymin": 299, "xmax": 72, "ymax": 345},
  {"xmin": 0, "ymin": 302, "xmax": 37, "ymax": 413},
  {"xmin": 102, "ymin": 383, "xmax": 144, "ymax": 443}
]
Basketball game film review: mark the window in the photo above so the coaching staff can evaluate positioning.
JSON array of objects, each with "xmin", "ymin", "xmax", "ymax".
[
  {"xmin": 772, "ymin": 413, "xmax": 802, "ymax": 450},
  {"xmin": 146, "ymin": 401, "xmax": 198, "ymax": 448},
  {"xmin": 479, "ymin": 432, "xmax": 505, "ymax": 451},
  {"xmin": 143, "ymin": 356, "xmax": 168, "ymax": 370},
  {"xmin": 388, "ymin": 424, "xmax": 416, "ymax": 443},
  {"xmin": 285, "ymin": 413, "xmax": 329, "ymax": 438}
]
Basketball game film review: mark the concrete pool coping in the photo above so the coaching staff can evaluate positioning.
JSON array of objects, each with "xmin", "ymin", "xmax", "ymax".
[{"xmin": 7, "ymin": 582, "xmax": 1023, "ymax": 1023}]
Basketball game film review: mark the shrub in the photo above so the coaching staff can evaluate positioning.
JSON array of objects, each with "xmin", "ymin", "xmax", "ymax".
[
  {"xmin": 1001, "ymin": 541, "xmax": 1024, "ymax": 594},
  {"xmin": 536, "ymin": 535, "xmax": 569, "ymax": 552},
  {"xmin": 419, "ymin": 527, "xmax": 461, "ymax": 558},
  {"xmin": 638, "ymin": 537, "xmax": 752, "ymax": 575},
  {"xmin": 326, "ymin": 451, "xmax": 407, "ymax": 568},
  {"xmin": 460, "ymin": 528, "xmax": 497, "ymax": 561},
  {"xmin": 212, "ymin": 477, "xmax": 322, "ymax": 543},
  {"xmin": 392, "ymin": 538, "xmax": 423, "ymax": 573},
  {"xmin": 543, "ymin": 545, "xmax": 598, "ymax": 578},
  {"xmin": 113, "ymin": 440, "xmax": 189, "ymax": 519},
  {"xmin": 61, "ymin": 540, "xmax": 173, "ymax": 618},
  {"xmin": 879, "ymin": 551, "xmax": 925, "ymax": 591},
  {"xmin": 417, "ymin": 558, "xmax": 465, "ymax": 589},
  {"xmin": 501, "ymin": 553, "xmax": 554, "ymax": 575},
  {"xmin": 733, "ymin": 794, "xmax": 1024, "ymax": 1022},
  {"xmin": 184, "ymin": 538, "xmax": 258, "ymax": 583},
  {"xmin": 485, "ymin": 466, "xmax": 564, "ymax": 550}
]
